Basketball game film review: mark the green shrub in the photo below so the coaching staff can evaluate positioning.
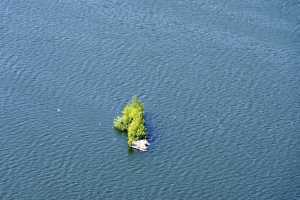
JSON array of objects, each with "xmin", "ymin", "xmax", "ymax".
[{"xmin": 114, "ymin": 96, "xmax": 147, "ymax": 145}]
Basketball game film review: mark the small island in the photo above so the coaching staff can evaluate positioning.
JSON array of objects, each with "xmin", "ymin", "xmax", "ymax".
[{"xmin": 114, "ymin": 96, "xmax": 149, "ymax": 151}]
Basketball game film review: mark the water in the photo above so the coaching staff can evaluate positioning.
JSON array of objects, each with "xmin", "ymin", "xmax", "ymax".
[{"xmin": 0, "ymin": 0, "xmax": 299, "ymax": 199}]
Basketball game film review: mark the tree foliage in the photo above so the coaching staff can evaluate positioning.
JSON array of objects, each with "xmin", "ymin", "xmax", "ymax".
[{"xmin": 114, "ymin": 96, "xmax": 147, "ymax": 145}]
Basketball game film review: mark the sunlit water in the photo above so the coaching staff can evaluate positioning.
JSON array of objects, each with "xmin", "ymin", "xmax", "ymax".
[{"xmin": 0, "ymin": 0, "xmax": 299, "ymax": 199}]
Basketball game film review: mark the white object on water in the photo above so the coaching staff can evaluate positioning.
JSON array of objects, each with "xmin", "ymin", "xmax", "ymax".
[
  {"xmin": 131, "ymin": 139, "xmax": 150, "ymax": 151},
  {"xmin": 56, "ymin": 108, "xmax": 61, "ymax": 112}
]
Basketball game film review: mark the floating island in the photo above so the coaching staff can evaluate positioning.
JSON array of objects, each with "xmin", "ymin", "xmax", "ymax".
[{"xmin": 114, "ymin": 96, "xmax": 149, "ymax": 151}]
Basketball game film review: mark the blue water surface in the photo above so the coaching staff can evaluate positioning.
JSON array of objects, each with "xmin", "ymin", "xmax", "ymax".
[{"xmin": 0, "ymin": 0, "xmax": 299, "ymax": 199}]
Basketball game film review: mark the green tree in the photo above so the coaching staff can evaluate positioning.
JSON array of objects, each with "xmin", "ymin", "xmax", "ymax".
[{"xmin": 114, "ymin": 96, "xmax": 147, "ymax": 145}]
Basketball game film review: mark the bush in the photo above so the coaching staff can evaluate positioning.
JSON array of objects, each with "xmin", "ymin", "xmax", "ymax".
[{"xmin": 114, "ymin": 96, "xmax": 147, "ymax": 145}]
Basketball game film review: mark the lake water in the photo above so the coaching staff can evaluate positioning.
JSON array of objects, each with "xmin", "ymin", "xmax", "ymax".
[{"xmin": 0, "ymin": 0, "xmax": 299, "ymax": 199}]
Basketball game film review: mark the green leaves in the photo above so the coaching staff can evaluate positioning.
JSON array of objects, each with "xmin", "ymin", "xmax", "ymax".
[
  {"xmin": 114, "ymin": 96, "xmax": 147, "ymax": 145},
  {"xmin": 113, "ymin": 116, "xmax": 127, "ymax": 131}
]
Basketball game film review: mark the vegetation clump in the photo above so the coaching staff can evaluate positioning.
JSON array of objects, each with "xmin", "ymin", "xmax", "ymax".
[{"xmin": 114, "ymin": 96, "xmax": 147, "ymax": 145}]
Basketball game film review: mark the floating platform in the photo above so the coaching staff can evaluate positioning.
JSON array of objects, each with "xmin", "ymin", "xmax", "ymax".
[{"xmin": 130, "ymin": 139, "xmax": 150, "ymax": 151}]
